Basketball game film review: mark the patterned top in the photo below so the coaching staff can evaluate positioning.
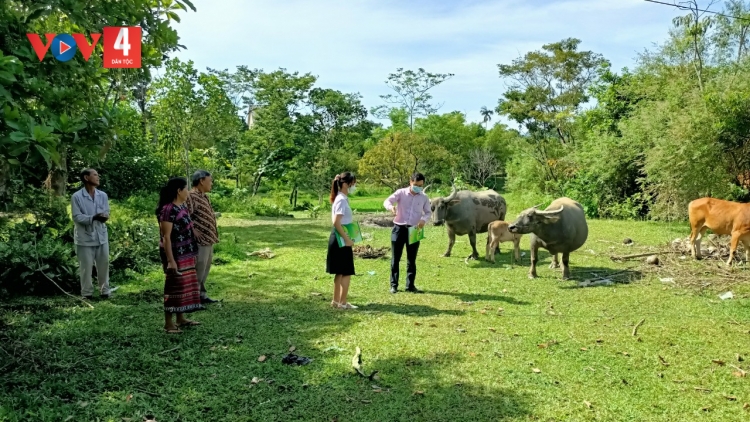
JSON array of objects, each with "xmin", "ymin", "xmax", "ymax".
[
  {"xmin": 158, "ymin": 203, "xmax": 199, "ymax": 260},
  {"xmin": 186, "ymin": 190, "xmax": 219, "ymax": 246}
]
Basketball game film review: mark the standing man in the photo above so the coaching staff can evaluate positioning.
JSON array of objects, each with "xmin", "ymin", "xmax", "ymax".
[
  {"xmin": 383, "ymin": 172, "xmax": 432, "ymax": 294},
  {"xmin": 71, "ymin": 168, "xmax": 115, "ymax": 300},
  {"xmin": 186, "ymin": 170, "xmax": 220, "ymax": 304}
]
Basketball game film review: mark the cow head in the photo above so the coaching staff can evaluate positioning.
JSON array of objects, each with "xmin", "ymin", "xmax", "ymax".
[
  {"xmin": 430, "ymin": 186, "xmax": 460, "ymax": 226},
  {"xmin": 507, "ymin": 204, "xmax": 564, "ymax": 234}
]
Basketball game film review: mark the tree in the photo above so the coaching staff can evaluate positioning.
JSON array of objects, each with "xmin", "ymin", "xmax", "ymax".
[
  {"xmin": 0, "ymin": 0, "xmax": 196, "ymax": 197},
  {"xmin": 372, "ymin": 68, "xmax": 454, "ymax": 131},
  {"xmin": 480, "ymin": 106, "xmax": 494, "ymax": 129},
  {"xmin": 358, "ymin": 132, "xmax": 448, "ymax": 189},
  {"xmin": 463, "ymin": 147, "xmax": 500, "ymax": 188}
]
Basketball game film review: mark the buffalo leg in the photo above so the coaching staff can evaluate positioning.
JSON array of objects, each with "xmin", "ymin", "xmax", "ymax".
[
  {"xmin": 529, "ymin": 241, "xmax": 539, "ymax": 279},
  {"xmin": 443, "ymin": 228, "xmax": 456, "ymax": 257},
  {"xmin": 561, "ymin": 252, "xmax": 571, "ymax": 280},
  {"xmin": 549, "ymin": 253, "xmax": 559, "ymax": 269},
  {"xmin": 468, "ymin": 231, "xmax": 479, "ymax": 260}
]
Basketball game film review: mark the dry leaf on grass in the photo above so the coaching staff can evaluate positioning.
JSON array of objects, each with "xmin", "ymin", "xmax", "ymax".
[
  {"xmin": 659, "ymin": 356, "xmax": 670, "ymax": 366},
  {"xmin": 247, "ymin": 248, "xmax": 275, "ymax": 259},
  {"xmin": 413, "ymin": 390, "xmax": 425, "ymax": 395},
  {"xmin": 580, "ymin": 347, "xmax": 588, "ymax": 351},
  {"xmin": 488, "ymin": 328, "xmax": 496, "ymax": 332},
  {"xmin": 532, "ymin": 368, "xmax": 542, "ymax": 373},
  {"xmin": 584, "ymin": 400, "xmax": 592, "ymax": 409},
  {"xmin": 258, "ymin": 355, "xmax": 267, "ymax": 362},
  {"xmin": 712, "ymin": 359, "xmax": 725, "ymax": 366},
  {"xmin": 725, "ymin": 396, "xmax": 737, "ymax": 401},
  {"xmin": 289, "ymin": 346, "xmax": 296, "ymax": 353},
  {"xmin": 251, "ymin": 377, "xmax": 261, "ymax": 384}
]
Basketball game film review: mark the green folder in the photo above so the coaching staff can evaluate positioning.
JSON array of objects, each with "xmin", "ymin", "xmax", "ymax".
[
  {"xmin": 408, "ymin": 226, "xmax": 425, "ymax": 245},
  {"xmin": 335, "ymin": 222, "xmax": 363, "ymax": 247}
]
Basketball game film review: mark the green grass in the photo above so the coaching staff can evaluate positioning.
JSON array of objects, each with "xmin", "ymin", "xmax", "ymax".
[{"xmin": 2, "ymin": 194, "xmax": 750, "ymax": 421}]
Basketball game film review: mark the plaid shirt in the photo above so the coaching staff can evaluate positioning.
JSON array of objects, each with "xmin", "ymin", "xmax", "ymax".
[{"xmin": 186, "ymin": 190, "xmax": 219, "ymax": 246}]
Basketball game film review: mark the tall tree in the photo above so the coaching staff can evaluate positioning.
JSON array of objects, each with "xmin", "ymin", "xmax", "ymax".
[
  {"xmin": 372, "ymin": 68, "xmax": 454, "ymax": 131},
  {"xmin": 480, "ymin": 106, "xmax": 494, "ymax": 129},
  {"xmin": 0, "ymin": 0, "xmax": 196, "ymax": 197}
]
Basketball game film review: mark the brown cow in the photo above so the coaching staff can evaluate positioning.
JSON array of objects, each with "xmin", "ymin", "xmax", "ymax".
[
  {"xmin": 688, "ymin": 197, "xmax": 750, "ymax": 265},
  {"xmin": 485, "ymin": 220, "xmax": 522, "ymax": 264}
]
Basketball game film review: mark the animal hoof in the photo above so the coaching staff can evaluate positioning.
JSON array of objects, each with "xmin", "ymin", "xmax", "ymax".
[{"xmin": 528, "ymin": 274, "xmax": 537, "ymax": 279}]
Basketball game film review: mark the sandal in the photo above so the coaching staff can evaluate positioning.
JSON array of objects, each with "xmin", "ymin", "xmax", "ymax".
[
  {"xmin": 338, "ymin": 303, "xmax": 358, "ymax": 309},
  {"xmin": 177, "ymin": 320, "xmax": 201, "ymax": 327},
  {"xmin": 330, "ymin": 300, "xmax": 340, "ymax": 308},
  {"xmin": 164, "ymin": 327, "xmax": 183, "ymax": 334}
]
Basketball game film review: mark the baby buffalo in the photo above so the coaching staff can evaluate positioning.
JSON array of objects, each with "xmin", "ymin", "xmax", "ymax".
[{"xmin": 485, "ymin": 220, "xmax": 522, "ymax": 263}]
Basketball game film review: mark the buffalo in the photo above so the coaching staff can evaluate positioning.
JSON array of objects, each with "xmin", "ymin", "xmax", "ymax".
[
  {"xmin": 508, "ymin": 197, "xmax": 588, "ymax": 279},
  {"xmin": 431, "ymin": 187, "xmax": 507, "ymax": 259}
]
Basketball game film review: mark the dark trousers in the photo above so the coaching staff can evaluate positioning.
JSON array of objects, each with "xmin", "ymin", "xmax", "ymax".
[{"xmin": 390, "ymin": 224, "xmax": 420, "ymax": 290}]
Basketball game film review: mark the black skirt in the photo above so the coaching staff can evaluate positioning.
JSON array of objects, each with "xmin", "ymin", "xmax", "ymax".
[{"xmin": 326, "ymin": 228, "xmax": 355, "ymax": 275}]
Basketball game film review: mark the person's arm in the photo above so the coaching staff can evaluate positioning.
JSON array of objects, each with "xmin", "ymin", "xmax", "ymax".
[
  {"xmin": 419, "ymin": 195, "xmax": 432, "ymax": 228},
  {"xmin": 160, "ymin": 221, "xmax": 179, "ymax": 271},
  {"xmin": 384, "ymin": 189, "xmax": 400, "ymax": 214},
  {"xmin": 333, "ymin": 213, "xmax": 354, "ymax": 247},
  {"xmin": 71, "ymin": 194, "xmax": 94, "ymax": 225}
]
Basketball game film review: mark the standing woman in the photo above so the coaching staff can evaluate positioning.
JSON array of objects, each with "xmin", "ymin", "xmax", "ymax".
[
  {"xmin": 156, "ymin": 177, "xmax": 203, "ymax": 333},
  {"xmin": 326, "ymin": 172, "xmax": 358, "ymax": 310}
]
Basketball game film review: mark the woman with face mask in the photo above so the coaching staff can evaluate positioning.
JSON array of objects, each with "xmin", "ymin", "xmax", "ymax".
[{"xmin": 326, "ymin": 171, "xmax": 358, "ymax": 309}]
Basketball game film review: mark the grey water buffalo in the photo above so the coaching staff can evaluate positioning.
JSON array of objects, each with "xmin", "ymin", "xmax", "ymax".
[
  {"xmin": 430, "ymin": 187, "xmax": 507, "ymax": 259},
  {"xmin": 485, "ymin": 220, "xmax": 522, "ymax": 264},
  {"xmin": 508, "ymin": 197, "xmax": 588, "ymax": 279}
]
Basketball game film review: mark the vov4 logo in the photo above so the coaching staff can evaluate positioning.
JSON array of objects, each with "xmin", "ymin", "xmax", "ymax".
[{"xmin": 26, "ymin": 26, "xmax": 142, "ymax": 68}]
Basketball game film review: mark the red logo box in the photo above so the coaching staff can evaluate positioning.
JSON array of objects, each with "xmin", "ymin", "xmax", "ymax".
[{"xmin": 103, "ymin": 26, "xmax": 142, "ymax": 68}]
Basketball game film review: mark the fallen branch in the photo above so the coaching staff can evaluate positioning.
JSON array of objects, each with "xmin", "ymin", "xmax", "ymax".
[
  {"xmin": 41, "ymin": 272, "xmax": 94, "ymax": 309},
  {"xmin": 157, "ymin": 346, "xmax": 180, "ymax": 355},
  {"xmin": 581, "ymin": 270, "xmax": 632, "ymax": 283},
  {"xmin": 632, "ymin": 318, "xmax": 645, "ymax": 336},
  {"xmin": 610, "ymin": 252, "xmax": 676, "ymax": 261}
]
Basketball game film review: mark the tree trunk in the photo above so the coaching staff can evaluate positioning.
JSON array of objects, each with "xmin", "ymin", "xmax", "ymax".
[
  {"xmin": 252, "ymin": 173, "xmax": 263, "ymax": 196},
  {"xmin": 293, "ymin": 188, "xmax": 298, "ymax": 208},
  {"xmin": 45, "ymin": 148, "xmax": 68, "ymax": 197}
]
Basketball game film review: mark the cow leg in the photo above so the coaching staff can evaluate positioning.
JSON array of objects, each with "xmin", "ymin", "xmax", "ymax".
[
  {"xmin": 742, "ymin": 236, "xmax": 750, "ymax": 264},
  {"xmin": 528, "ymin": 241, "xmax": 539, "ymax": 279},
  {"xmin": 690, "ymin": 223, "xmax": 707, "ymax": 260},
  {"xmin": 485, "ymin": 234, "xmax": 492, "ymax": 262},
  {"xmin": 468, "ymin": 231, "xmax": 479, "ymax": 260},
  {"xmin": 561, "ymin": 252, "xmax": 571, "ymax": 280},
  {"xmin": 512, "ymin": 237, "xmax": 521, "ymax": 264},
  {"xmin": 443, "ymin": 228, "xmax": 456, "ymax": 257},
  {"xmin": 727, "ymin": 232, "xmax": 741, "ymax": 266},
  {"xmin": 549, "ymin": 253, "xmax": 559, "ymax": 269}
]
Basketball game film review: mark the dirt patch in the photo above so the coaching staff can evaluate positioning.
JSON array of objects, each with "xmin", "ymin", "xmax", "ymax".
[
  {"xmin": 644, "ymin": 235, "xmax": 749, "ymax": 292},
  {"xmin": 353, "ymin": 245, "xmax": 389, "ymax": 259},
  {"xmin": 360, "ymin": 216, "xmax": 395, "ymax": 228}
]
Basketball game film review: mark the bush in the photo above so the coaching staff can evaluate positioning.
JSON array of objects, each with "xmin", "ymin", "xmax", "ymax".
[{"xmin": 106, "ymin": 217, "xmax": 161, "ymax": 277}]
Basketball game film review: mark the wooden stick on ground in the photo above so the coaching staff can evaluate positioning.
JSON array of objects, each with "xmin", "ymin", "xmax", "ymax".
[{"xmin": 632, "ymin": 318, "xmax": 645, "ymax": 336}]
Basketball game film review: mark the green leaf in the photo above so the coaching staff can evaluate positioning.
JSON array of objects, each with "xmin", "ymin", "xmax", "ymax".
[
  {"xmin": 35, "ymin": 145, "xmax": 52, "ymax": 168},
  {"xmin": 0, "ymin": 85, "xmax": 12, "ymax": 102},
  {"xmin": 10, "ymin": 131, "xmax": 27, "ymax": 142},
  {"xmin": 5, "ymin": 120, "xmax": 20, "ymax": 130},
  {"xmin": 7, "ymin": 158, "xmax": 20, "ymax": 165},
  {"xmin": 167, "ymin": 12, "xmax": 181, "ymax": 22}
]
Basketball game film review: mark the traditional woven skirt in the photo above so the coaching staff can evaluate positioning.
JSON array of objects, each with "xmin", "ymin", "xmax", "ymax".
[
  {"xmin": 161, "ymin": 251, "xmax": 203, "ymax": 313},
  {"xmin": 326, "ymin": 228, "xmax": 355, "ymax": 276}
]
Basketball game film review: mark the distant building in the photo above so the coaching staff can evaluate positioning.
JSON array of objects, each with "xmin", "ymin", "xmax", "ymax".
[{"xmin": 246, "ymin": 105, "xmax": 259, "ymax": 128}]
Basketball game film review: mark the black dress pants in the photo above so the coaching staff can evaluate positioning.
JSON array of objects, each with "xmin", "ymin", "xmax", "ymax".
[{"xmin": 390, "ymin": 224, "xmax": 420, "ymax": 290}]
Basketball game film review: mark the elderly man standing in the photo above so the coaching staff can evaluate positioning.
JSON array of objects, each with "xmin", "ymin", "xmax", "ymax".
[
  {"xmin": 383, "ymin": 172, "xmax": 432, "ymax": 294},
  {"xmin": 186, "ymin": 170, "xmax": 220, "ymax": 304},
  {"xmin": 71, "ymin": 168, "xmax": 115, "ymax": 300}
]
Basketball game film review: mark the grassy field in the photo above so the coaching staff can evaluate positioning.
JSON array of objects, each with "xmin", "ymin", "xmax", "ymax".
[{"xmin": 2, "ymin": 192, "xmax": 750, "ymax": 421}]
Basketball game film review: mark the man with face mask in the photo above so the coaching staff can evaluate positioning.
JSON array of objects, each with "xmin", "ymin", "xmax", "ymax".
[{"xmin": 383, "ymin": 172, "xmax": 432, "ymax": 294}]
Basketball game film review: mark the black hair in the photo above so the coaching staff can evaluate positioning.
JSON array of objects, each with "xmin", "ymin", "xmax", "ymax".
[
  {"xmin": 192, "ymin": 170, "xmax": 212, "ymax": 187},
  {"xmin": 330, "ymin": 171, "xmax": 356, "ymax": 203},
  {"xmin": 80, "ymin": 168, "xmax": 95, "ymax": 183},
  {"xmin": 411, "ymin": 172, "xmax": 425, "ymax": 182},
  {"xmin": 156, "ymin": 177, "xmax": 188, "ymax": 217}
]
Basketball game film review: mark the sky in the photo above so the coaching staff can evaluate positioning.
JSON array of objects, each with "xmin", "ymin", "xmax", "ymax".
[{"xmin": 171, "ymin": 0, "xmax": 684, "ymax": 128}]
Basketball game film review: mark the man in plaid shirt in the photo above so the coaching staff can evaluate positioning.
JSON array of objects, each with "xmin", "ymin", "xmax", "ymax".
[{"xmin": 186, "ymin": 170, "xmax": 220, "ymax": 304}]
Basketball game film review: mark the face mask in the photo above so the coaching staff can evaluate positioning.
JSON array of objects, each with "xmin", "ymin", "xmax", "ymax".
[
  {"xmin": 348, "ymin": 185, "xmax": 357, "ymax": 194},
  {"xmin": 411, "ymin": 185, "xmax": 422, "ymax": 193}
]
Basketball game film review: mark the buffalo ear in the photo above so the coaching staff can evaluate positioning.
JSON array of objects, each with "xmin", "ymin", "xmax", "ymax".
[
  {"xmin": 541, "ymin": 215, "xmax": 561, "ymax": 224},
  {"xmin": 448, "ymin": 199, "xmax": 461, "ymax": 206}
]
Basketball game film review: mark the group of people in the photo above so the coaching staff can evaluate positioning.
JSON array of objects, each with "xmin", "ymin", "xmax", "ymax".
[
  {"xmin": 70, "ymin": 167, "xmax": 434, "ymax": 331},
  {"xmin": 326, "ymin": 171, "xmax": 432, "ymax": 309},
  {"xmin": 71, "ymin": 169, "xmax": 220, "ymax": 334}
]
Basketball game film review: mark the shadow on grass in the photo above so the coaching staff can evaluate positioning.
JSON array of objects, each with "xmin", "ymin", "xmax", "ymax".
[
  {"xmin": 357, "ymin": 302, "xmax": 465, "ymax": 316},
  {"xmin": 427, "ymin": 290, "xmax": 531, "ymax": 305}
]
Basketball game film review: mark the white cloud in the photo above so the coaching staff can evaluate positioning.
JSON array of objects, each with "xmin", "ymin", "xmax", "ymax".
[{"xmin": 172, "ymin": 0, "xmax": 682, "ymax": 126}]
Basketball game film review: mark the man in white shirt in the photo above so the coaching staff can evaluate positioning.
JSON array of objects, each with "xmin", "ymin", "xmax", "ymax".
[{"xmin": 71, "ymin": 168, "xmax": 116, "ymax": 300}]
